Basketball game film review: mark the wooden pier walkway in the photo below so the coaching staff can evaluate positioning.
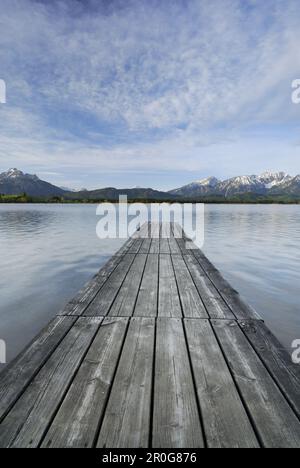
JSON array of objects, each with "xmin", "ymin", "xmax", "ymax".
[{"xmin": 0, "ymin": 222, "xmax": 300, "ymax": 448}]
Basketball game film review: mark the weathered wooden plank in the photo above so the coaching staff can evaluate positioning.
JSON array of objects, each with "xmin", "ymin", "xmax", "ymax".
[
  {"xmin": 212, "ymin": 320, "xmax": 300, "ymax": 448},
  {"xmin": 171, "ymin": 254, "xmax": 208, "ymax": 318},
  {"xmin": 84, "ymin": 254, "xmax": 136, "ymax": 317},
  {"xmin": 96, "ymin": 254, "xmax": 126, "ymax": 281},
  {"xmin": 183, "ymin": 254, "xmax": 235, "ymax": 319},
  {"xmin": 172, "ymin": 222, "xmax": 184, "ymax": 239},
  {"xmin": 108, "ymin": 254, "xmax": 147, "ymax": 317},
  {"xmin": 150, "ymin": 222, "xmax": 160, "ymax": 239},
  {"xmin": 191, "ymin": 250, "xmax": 217, "ymax": 272},
  {"xmin": 160, "ymin": 223, "xmax": 171, "ymax": 254},
  {"xmin": 58, "ymin": 301, "xmax": 89, "ymax": 317},
  {"xmin": 114, "ymin": 237, "xmax": 135, "ymax": 256},
  {"xmin": 168, "ymin": 236, "xmax": 181, "ymax": 254},
  {"xmin": 58, "ymin": 255, "xmax": 124, "ymax": 316},
  {"xmin": 149, "ymin": 239, "xmax": 160, "ymax": 254},
  {"xmin": 161, "ymin": 222, "xmax": 172, "ymax": 238},
  {"xmin": 192, "ymin": 250, "xmax": 261, "ymax": 320},
  {"xmin": 139, "ymin": 238, "xmax": 152, "ymax": 254},
  {"xmin": 185, "ymin": 319, "xmax": 259, "ymax": 448},
  {"xmin": 172, "ymin": 223, "xmax": 198, "ymax": 253},
  {"xmin": 240, "ymin": 320, "xmax": 300, "ymax": 418},
  {"xmin": 160, "ymin": 239, "xmax": 170, "ymax": 254},
  {"xmin": 97, "ymin": 317, "xmax": 155, "ymax": 448},
  {"xmin": 0, "ymin": 316, "xmax": 77, "ymax": 423},
  {"xmin": 127, "ymin": 239, "xmax": 143, "ymax": 254},
  {"xmin": 42, "ymin": 317, "xmax": 129, "ymax": 448},
  {"xmin": 0, "ymin": 317, "xmax": 103, "ymax": 448},
  {"xmin": 135, "ymin": 254, "xmax": 159, "ymax": 317},
  {"xmin": 152, "ymin": 318, "xmax": 204, "ymax": 448},
  {"xmin": 158, "ymin": 255, "xmax": 182, "ymax": 317},
  {"xmin": 174, "ymin": 235, "xmax": 186, "ymax": 253}
]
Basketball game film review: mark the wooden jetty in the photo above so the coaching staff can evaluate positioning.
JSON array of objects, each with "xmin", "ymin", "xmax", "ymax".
[{"xmin": 0, "ymin": 222, "xmax": 299, "ymax": 448}]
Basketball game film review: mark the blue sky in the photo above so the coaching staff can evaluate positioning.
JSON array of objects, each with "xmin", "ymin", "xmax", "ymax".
[{"xmin": 0, "ymin": 0, "xmax": 300, "ymax": 190}]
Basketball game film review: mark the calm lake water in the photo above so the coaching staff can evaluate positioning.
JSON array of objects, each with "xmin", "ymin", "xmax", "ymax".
[{"xmin": 0, "ymin": 204, "xmax": 299, "ymax": 371}]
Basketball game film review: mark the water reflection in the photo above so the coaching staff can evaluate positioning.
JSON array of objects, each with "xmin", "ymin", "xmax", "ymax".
[
  {"xmin": 0, "ymin": 203, "xmax": 299, "ymax": 373},
  {"xmin": 0, "ymin": 209, "xmax": 57, "ymax": 236},
  {"xmin": 202, "ymin": 205, "xmax": 300, "ymax": 352}
]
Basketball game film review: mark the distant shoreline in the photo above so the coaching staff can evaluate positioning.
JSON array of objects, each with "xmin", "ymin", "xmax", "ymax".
[{"xmin": 0, "ymin": 196, "xmax": 300, "ymax": 206}]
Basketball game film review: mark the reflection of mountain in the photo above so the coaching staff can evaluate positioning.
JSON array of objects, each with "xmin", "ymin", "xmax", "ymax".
[
  {"xmin": 169, "ymin": 172, "xmax": 300, "ymax": 198},
  {"xmin": 0, "ymin": 169, "xmax": 66, "ymax": 197}
]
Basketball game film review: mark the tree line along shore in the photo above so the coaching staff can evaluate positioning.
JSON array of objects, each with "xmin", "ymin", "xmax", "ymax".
[{"xmin": 1, "ymin": 193, "xmax": 300, "ymax": 204}]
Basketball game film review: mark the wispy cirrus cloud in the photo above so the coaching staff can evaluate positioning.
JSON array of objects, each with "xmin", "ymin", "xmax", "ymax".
[{"xmin": 0, "ymin": 0, "xmax": 299, "ymax": 189}]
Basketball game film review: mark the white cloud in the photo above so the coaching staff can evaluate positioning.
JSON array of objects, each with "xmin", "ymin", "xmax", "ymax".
[{"xmin": 0, "ymin": 0, "xmax": 300, "ymax": 185}]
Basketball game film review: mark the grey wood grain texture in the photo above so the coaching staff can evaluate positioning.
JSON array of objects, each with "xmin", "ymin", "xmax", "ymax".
[
  {"xmin": 160, "ymin": 223, "xmax": 171, "ymax": 254},
  {"xmin": 171, "ymin": 223, "xmax": 198, "ymax": 252},
  {"xmin": 108, "ymin": 254, "xmax": 147, "ymax": 317},
  {"xmin": 42, "ymin": 317, "xmax": 129, "ymax": 448},
  {"xmin": 160, "ymin": 239, "xmax": 170, "ymax": 254},
  {"xmin": 171, "ymin": 222, "xmax": 184, "ymax": 239},
  {"xmin": 192, "ymin": 250, "xmax": 261, "ymax": 320},
  {"xmin": 139, "ymin": 238, "xmax": 152, "ymax": 254},
  {"xmin": 183, "ymin": 254, "xmax": 235, "ymax": 319},
  {"xmin": 58, "ymin": 301, "xmax": 90, "ymax": 317},
  {"xmin": 0, "ymin": 316, "xmax": 76, "ymax": 423},
  {"xmin": 173, "ymin": 235, "xmax": 186, "ymax": 253},
  {"xmin": 97, "ymin": 317, "xmax": 155, "ymax": 448},
  {"xmin": 158, "ymin": 254, "xmax": 182, "ymax": 317},
  {"xmin": 149, "ymin": 239, "xmax": 160, "ymax": 254},
  {"xmin": 114, "ymin": 237, "xmax": 135, "ymax": 256},
  {"xmin": 171, "ymin": 254, "xmax": 208, "ymax": 318},
  {"xmin": 127, "ymin": 239, "xmax": 143, "ymax": 254},
  {"xmin": 185, "ymin": 319, "xmax": 259, "ymax": 448},
  {"xmin": 161, "ymin": 222, "xmax": 172, "ymax": 238},
  {"xmin": 84, "ymin": 254, "xmax": 136, "ymax": 316},
  {"xmin": 135, "ymin": 254, "xmax": 159, "ymax": 317},
  {"xmin": 240, "ymin": 320, "xmax": 300, "ymax": 418},
  {"xmin": 152, "ymin": 318, "xmax": 204, "ymax": 448},
  {"xmin": 150, "ymin": 222, "xmax": 160, "ymax": 239},
  {"xmin": 212, "ymin": 320, "xmax": 300, "ymax": 448},
  {"xmin": 58, "ymin": 254, "xmax": 124, "ymax": 316},
  {"xmin": 96, "ymin": 254, "xmax": 127, "ymax": 281},
  {"xmin": 168, "ymin": 236, "xmax": 181, "ymax": 254},
  {"xmin": 0, "ymin": 317, "xmax": 103, "ymax": 448}
]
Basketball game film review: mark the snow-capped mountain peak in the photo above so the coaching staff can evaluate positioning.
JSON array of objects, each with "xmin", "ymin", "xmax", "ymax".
[
  {"xmin": 258, "ymin": 172, "xmax": 292, "ymax": 189},
  {"xmin": 2, "ymin": 168, "xmax": 40, "ymax": 182},
  {"xmin": 259, "ymin": 171, "xmax": 289, "ymax": 182},
  {"xmin": 5, "ymin": 168, "xmax": 24, "ymax": 179},
  {"xmin": 229, "ymin": 175, "xmax": 257, "ymax": 185},
  {"xmin": 0, "ymin": 168, "xmax": 65, "ymax": 197},
  {"xmin": 195, "ymin": 176, "xmax": 219, "ymax": 187},
  {"xmin": 169, "ymin": 171, "xmax": 299, "ymax": 198}
]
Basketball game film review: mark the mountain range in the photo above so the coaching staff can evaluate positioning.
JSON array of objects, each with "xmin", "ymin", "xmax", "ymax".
[
  {"xmin": 0, "ymin": 168, "xmax": 300, "ymax": 201},
  {"xmin": 0, "ymin": 169, "xmax": 66, "ymax": 197},
  {"xmin": 169, "ymin": 172, "xmax": 300, "ymax": 198},
  {"xmin": 64, "ymin": 187, "xmax": 176, "ymax": 201},
  {"xmin": 0, "ymin": 169, "xmax": 174, "ymax": 200}
]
